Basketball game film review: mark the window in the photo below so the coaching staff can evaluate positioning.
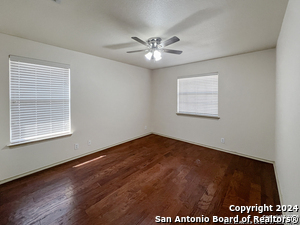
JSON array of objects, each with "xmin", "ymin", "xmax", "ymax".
[
  {"xmin": 9, "ymin": 55, "xmax": 71, "ymax": 145},
  {"xmin": 177, "ymin": 72, "xmax": 219, "ymax": 118}
]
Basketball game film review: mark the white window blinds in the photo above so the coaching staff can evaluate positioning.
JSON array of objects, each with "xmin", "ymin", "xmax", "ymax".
[
  {"xmin": 177, "ymin": 73, "xmax": 219, "ymax": 117},
  {"xmin": 9, "ymin": 55, "xmax": 71, "ymax": 145}
]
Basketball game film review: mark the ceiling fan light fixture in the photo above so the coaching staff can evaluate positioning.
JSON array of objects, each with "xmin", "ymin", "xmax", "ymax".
[
  {"xmin": 153, "ymin": 50, "xmax": 162, "ymax": 61},
  {"xmin": 145, "ymin": 52, "xmax": 152, "ymax": 60},
  {"xmin": 145, "ymin": 50, "xmax": 162, "ymax": 61}
]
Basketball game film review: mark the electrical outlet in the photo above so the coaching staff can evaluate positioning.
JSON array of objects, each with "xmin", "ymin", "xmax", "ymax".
[
  {"xmin": 221, "ymin": 138, "xmax": 225, "ymax": 144},
  {"xmin": 88, "ymin": 140, "xmax": 92, "ymax": 146},
  {"xmin": 145, "ymin": 126, "xmax": 147, "ymax": 130},
  {"xmin": 74, "ymin": 143, "xmax": 79, "ymax": 150}
]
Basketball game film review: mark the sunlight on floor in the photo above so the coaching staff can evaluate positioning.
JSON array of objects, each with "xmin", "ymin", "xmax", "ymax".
[{"xmin": 73, "ymin": 155, "xmax": 106, "ymax": 168}]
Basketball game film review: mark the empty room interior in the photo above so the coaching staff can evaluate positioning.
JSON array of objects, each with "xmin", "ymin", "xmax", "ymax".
[{"xmin": 0, "ymin": 0, "xmax": 299, "ymax": 224}]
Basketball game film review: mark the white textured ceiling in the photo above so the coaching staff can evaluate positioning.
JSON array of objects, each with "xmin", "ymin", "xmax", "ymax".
[{"xmin": 0, "ymin": 0, "xmax": 288, "ymax": 69}]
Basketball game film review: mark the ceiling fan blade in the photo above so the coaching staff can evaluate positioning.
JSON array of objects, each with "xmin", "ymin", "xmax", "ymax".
[
  {"xmin": 163, "ymin": 49, "xmax": 183, "ymax": 55},
  {"xmin": 162, "ymin": 36, "xmax": 180, "ymax": 47},
  {"xmin": 131, "ymin": 37, "xmax": 148, "ymax": 46},
  {"xmin": 127, "ymin": 49, "xmax": 147, "ymax": 53}
]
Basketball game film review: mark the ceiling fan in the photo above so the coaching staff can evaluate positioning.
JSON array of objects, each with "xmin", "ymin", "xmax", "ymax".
[{"xmin": 127, "ymin": 36, "xmax": 183, "ymax": 61}]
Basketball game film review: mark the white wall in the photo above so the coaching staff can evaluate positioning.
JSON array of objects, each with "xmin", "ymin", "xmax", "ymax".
[
  {"xmin": 0, "ymin": 33, "xmax": 152, "ymax": 183},
  {"xmin": 276, "ymin": 0, "xmax": 300, "ymax": 212},
  {"xmin": 152, "ymin": 49, "xmax": 276, "ymax": 161}
]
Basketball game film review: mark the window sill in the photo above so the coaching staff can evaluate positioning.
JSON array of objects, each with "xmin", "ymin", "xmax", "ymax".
[
  {"xmin": 8, "ymin": 133, "xmax": 73, "ymax": 147},
  {"xmin": 176, "ymin": 112, "xmax": 220, "ymax": 119}
]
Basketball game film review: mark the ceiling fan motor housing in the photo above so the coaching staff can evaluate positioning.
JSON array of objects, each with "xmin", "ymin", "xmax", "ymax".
[{"xmin": 147, "ymin": 37, "xmax": 162, "ymax": 49}]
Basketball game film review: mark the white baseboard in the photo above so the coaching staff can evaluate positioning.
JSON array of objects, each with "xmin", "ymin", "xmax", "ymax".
[
  {"xmin": 272, "ymin": 162, "xmax": 284, "ymax": 206},
  {"xmin": 152, "ymin": 132, "xmax": 274, "ymax": 164},
  {"xmin": 0, "ymin": 132, "xmax": 152, "ymax": 185}
]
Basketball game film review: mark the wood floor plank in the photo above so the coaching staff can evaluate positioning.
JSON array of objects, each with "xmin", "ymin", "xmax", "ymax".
[{"xmin": 0, "ymin": 134, "xmax": 281, "ymax": 225}]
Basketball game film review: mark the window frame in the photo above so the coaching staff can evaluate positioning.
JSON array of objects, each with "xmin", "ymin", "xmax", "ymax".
[
  {"xmin": 177, "ymin": 72, "xmax": 220, "ymax": 119},
  {"xmin": 8, "ymin": 55, "xmax": 72, "ymax": 146}
]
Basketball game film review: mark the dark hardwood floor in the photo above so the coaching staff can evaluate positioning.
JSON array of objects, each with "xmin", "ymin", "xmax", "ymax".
[{"xmin": 0, "ymin": 134, "xmax": 281, "ymax": 225}]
